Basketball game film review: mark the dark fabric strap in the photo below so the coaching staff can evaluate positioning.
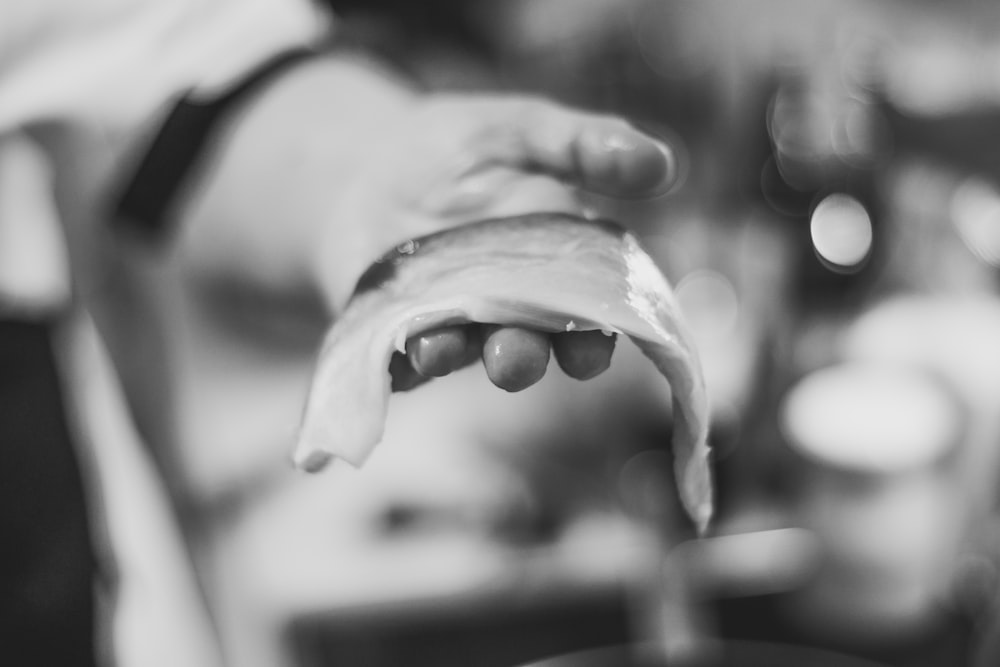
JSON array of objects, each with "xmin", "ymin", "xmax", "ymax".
[
  {"xmin": 0, "ymin": 317, "xmax": 99, "ymax": 666},
  {"xmin": 113, "ymin": 47, "xmax": 318, "ymax": 242}
]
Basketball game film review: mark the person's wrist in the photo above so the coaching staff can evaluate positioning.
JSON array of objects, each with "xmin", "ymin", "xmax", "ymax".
[{"xmin": 306, "ymin": 82, "xmax": 425, "ymax": 315}]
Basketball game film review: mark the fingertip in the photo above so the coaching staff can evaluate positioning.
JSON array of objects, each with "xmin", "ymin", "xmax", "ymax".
[
  {"xmin": 553, "ymin": 330, "xmax": 616, "ymax": 380},
  {"xmin": 482, "ymin": 326, "xmax": 551, "ymax": 392},
  {"xmin": 407, "ymin": 326, "xmax": 470, "ymax": 377},
  {"xmin": 580, "ymin": 123, "xmax": 679, "ymax": 197}
]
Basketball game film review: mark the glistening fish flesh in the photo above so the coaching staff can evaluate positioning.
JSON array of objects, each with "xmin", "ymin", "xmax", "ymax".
[{"xmin": 293, "ymin": 213, "xmax": 713, "ymax": 531}]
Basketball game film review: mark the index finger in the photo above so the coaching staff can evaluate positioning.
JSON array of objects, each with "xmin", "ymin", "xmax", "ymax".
[{"xmin": 472, "ymin": 98, "xmax": 678, "ymax": 198}]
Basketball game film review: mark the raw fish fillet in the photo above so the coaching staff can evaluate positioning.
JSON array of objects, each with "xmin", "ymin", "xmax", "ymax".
[{"xmin": 294, "ymin": 213, "xmax": 712, "ymax": 530}]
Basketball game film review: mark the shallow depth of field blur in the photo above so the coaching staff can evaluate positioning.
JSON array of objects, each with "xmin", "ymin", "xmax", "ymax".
[{"xmin": 48, "ymin": 1, "xmax": 1000, "ymax": 665}]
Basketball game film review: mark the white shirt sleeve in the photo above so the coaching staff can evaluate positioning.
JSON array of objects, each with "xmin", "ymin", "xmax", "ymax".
[
  {"xmin": 0, "ymin": 4, "xmax": 335, "ymax": 665},
  {"xmin": 0, "ymin": 133, "xmax": 70, "ymax": 314},
  {"xmin": 0, "ymin": 0, "xmax": 334, "ymax": 134}
]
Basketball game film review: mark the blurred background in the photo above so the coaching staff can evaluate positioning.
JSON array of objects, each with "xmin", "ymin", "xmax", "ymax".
[{"xmin": 47, "ymin": 0, "xmax": 1000, "ymax": 665}]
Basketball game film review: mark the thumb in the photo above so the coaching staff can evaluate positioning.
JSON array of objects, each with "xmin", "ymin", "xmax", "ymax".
[{"xmin": 466, "ymin": 97, "xmax": 679, "ymax": 198}]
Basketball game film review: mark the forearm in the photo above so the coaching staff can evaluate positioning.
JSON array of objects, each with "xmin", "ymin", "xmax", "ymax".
[
  {"xmin": 165, "ymin": 48, "xmax": 676, "ymax": 329},
  {"xmin": 172, "ymin": 54, "xmax": 420, "ymax": 318}
]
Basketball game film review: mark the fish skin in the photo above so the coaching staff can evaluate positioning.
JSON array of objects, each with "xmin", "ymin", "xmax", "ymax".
[{"xmin": 294, "ymin": 212, "xmax": 713, "ymax": 532}]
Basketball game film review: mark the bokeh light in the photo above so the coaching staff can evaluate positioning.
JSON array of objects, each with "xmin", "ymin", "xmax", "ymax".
[
  {"xmin": 950, "ymin": 176, "xmax": 1000, "ymax": 267},
  {"xmin": 809, "ymin": 193, "xmax": 873, "ymax": 272},
  {"xmin": 779, "ymin": 363, "xmax": 959, "ymax": 473},
  {"xmin": 675, "ymin": 269, "xmax": 740, "ymax": 340}
]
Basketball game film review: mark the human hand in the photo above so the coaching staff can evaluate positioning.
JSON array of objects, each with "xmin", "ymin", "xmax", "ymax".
[
  {"xmin": 314, "ymin": 94, "xmax": 677, "ymax": 393},
  {"xmin": 391, "ymin": 325, "xmax": 618, "ymax": 393},
  {"xmin": 175, "ymin": 61, "xmax": 676, "ymax": 393}
]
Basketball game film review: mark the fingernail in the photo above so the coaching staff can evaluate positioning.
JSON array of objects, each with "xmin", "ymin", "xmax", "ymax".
[
  {"xmin": 604, "ymin": 125, "xmax": 680, "ymax": 196},
  {"xmin": 655, "ymin": 139, "xmax": 679, "ymax": 188},
  {"xmin": 601, "ymin": 130, "xmax": 640, "ymax": 152}
]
